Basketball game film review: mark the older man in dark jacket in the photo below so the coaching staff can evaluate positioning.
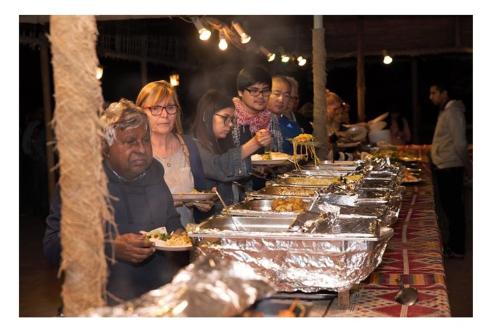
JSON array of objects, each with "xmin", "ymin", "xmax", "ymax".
[{"xmin": 43, "ymin": 99, "xmax": 188, "ymax": 305}]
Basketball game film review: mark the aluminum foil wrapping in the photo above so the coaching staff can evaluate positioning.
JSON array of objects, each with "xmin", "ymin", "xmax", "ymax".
[
  {"xmin": 190, "ymin": 215, "xmax": 393, "ymax": 292},
  {"xmin": 191, "ymin": 227, "xmax": 393, "ymax": 292},
  {"xmin": 84, "ymin": 257, "xmax": 276, "ymax": 317}
]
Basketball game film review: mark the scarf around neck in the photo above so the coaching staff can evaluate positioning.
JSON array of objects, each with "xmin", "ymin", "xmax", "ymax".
[{"xmin": 232, "ymin": 97, "xmax": 271, "ymax": 134}]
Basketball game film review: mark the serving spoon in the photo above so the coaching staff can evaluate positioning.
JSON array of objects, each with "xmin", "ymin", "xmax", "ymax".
[{"xmin": 394, "ymin": 277, "xmax": 418, "ymax": 306}]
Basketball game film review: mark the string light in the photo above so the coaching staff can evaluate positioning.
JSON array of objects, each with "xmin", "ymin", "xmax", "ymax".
[
  {"xmin": 232, "ymin": 21, "xmax": 251, "ymax": 44},
  {"xmin": 297, "ymin": 56, "xmax": 307, "ymax": 66},
  {"xmin": 382, "ymin": 50, "xmax": 393, "ymax": 64},
  {"xmin": 95, "ymin": 65, "xmax": 103, "ymax": 80},
  {"xmin": 193, "ymin": 17, "xmax": 211, "ymax": 41},
  {"xmin": 189, "ymin": 16, "xmax": 305, "ymax": 68},
  {"xmin": 170, "ymin": 73, "xmax": 180, "ymax": 87},
  {"xmin": 259, "ymin": 46, "xmax": 276, "ymax": 62},
  {"xmin": 218, "ymin": 31, "xmax": 228, "ymax": 50}
]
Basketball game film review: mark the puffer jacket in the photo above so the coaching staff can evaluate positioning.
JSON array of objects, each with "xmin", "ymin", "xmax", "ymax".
[
  {"xmin": 431, "ymin": 100, "xmax": 468, "ymax": 169},
  {"xmin": 43, "ymin": 159, "xmax": 189, "ymax": 305}
]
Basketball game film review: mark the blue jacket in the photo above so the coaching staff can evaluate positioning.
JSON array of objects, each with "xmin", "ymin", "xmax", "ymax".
[{"xmin": 43, "ymin": 159, "xmax": 189, "ymax": 305}]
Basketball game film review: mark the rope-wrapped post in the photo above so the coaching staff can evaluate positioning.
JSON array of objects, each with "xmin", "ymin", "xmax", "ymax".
[
  {"xmin": 312, "ymin": 16, "xmax": 328, "ymax": 159},
  {"xmin": 49, "ymin": 15, "xmax": 114, "ymax": 316}
]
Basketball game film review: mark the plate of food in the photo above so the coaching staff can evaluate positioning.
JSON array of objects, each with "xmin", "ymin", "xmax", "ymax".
[
  {"xmin": 144, "ymin": 227, "xmax": 192, "ymax": 251},
  {"xmin": 251, "ymin": 152, "xmax": 292, "ymax": 166},
  {"xmin": 172, "ymin": 190, "xmax": 217, "ymax": 202}
]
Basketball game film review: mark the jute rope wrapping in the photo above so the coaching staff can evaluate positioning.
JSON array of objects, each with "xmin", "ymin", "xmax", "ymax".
[
  {"xmin": 312, "ymin": 27, "xmax": 328, "ymax": 159},
  {"xmin": 49, "ymin": 16, "xmax": 115, "ymax": 316}
]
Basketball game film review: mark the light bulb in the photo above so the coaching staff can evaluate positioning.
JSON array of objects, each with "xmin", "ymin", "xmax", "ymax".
[
  {"xmin": 281, "ymin": 55, "xmax": 290, "ymax": 63},
  {"xmin": 95, "ymin": 66, "xmax": 103, "ymax": 80},
  {"xmin": 232, "ymin": 21, "xmax": 251, "ymax": 44},
  {"xmin": 219, "ymin": 37, "xmax": 228, "ymax": 50},
  {"xmin": 297, "ymin": 56, "xmax": 307, "ymax": 66},
  {"xmin": 383, "ymin": 55, "xmax": 393, "ymax": 64}
]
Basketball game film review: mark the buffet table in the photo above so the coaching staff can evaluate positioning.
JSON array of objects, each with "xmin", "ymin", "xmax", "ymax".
[{"xmin": 300, "ymin": 165, "xmax": 451, "ymax": 317}]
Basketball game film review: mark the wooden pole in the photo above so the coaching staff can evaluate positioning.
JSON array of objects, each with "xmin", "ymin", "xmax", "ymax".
[
  {"xmin": 312, "ymin": 15, "xmax": 328, "ymax": 159},
  {"xmin": 356, "ymin": 16, "xmax": 366, "ymax": 122},
  {"xmin": 50, "ymin": 15, "xmax": 111, "ymax": 315},
  {"xmin": 40, "ymin": 40, "xmax": 56, "ymax": 201}
]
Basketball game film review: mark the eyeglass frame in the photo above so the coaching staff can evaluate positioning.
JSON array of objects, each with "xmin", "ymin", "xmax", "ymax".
[
  {"xmin": 244, "ymin": 87, "xmax": 271, "ymax": 97},
  {"xmin": 214, "ymin": 113, "xmax": 236, "ymax": 126},
  {"xmin": 145, "ymin": 104, "xmax": 179, "ymax": 116}
]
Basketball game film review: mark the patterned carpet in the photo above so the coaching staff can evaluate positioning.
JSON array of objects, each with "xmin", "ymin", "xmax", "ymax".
[{"xmin": 323, "ymin": 165, "xmax": 451, "ymax": 317}]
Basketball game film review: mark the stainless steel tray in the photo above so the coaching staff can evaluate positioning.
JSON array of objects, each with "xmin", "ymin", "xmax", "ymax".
[{"xmin": 225, "ymin": 199, "xmax": 311, "ymax": 218}]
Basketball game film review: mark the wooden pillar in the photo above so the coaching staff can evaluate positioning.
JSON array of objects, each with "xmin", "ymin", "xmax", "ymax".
[
  {"xmin": 411, "ymin": 58, "xmax": 420, "ymax": 144},
  {"xmin": 40, "ymin": 41, "xmax": 56, "ymax": 201},
  {"xmin": 356, "ymin": 16, "xmax": 366, "ymax": 122},
  {"xmin": 312, "ymin": 15, "xmax": 328, "ymax": 159}
]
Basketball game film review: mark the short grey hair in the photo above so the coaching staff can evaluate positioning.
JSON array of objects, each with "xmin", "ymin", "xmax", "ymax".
[{"xmin": 101, "ymin": 98, "xmax": 150, "ymax": 146}]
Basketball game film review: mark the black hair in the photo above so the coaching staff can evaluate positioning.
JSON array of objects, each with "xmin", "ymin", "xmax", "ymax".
[
  {"xmin": 191, "ymin": 89, "xmax": 234, "ymax": 154},
  {"xmin": 236, "ymin": 66, "xmax": 272, "ymax": 92}
]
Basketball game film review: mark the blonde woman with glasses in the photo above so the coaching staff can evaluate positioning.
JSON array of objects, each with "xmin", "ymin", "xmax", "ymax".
[{"xmin": 136, "ymin": 80, "xmax": 212, "ymax": 226}]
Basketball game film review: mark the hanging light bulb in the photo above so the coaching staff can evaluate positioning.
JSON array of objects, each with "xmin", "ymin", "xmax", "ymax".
[
  {"xmin": 232, "ymin": 21, "xmax": 251, "ymax": 44},
  {"xmin": 297, "ymin": 56, "xmax": 307, "ymax": 66},
  {"xmin": 259, "ymin": 46, "xmax": 276, "ymax": 62},
  {"xmin": 95, "ymin": 65, "xmax": 103, "ymax": 80},
  {"xmin": 192, "ymin": 17, "xmax": 211, "ymax": 41},
  {"xmin": 382, "ymin": 50, "xmax": 393, "ymax": 64},
  {"xmin": 218, "ymin": 31, "xmax": 228, "ymax": 51},
  {"xmin": 170, "ymin": 73, "xmax": 180, "ymax": 87},
  {"xmin": 281, "ymin": 54, "xmax": 290, "ymax": 63}
]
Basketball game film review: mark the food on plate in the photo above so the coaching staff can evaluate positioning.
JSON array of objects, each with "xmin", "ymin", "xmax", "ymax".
[
  {"xmin": 251, "ymin": 152, "xmax": 290, "ymax": 161},
  {"xmin": 271, "ymin": 198, "xmax": 307, "ymax": 212},
  {"xmin": 165, "ymin": 230, "xmax": 191, "ymax": 246},
  {"xmin": 145, "ymin": 228, "xmax": 192, "ymax": 247}
]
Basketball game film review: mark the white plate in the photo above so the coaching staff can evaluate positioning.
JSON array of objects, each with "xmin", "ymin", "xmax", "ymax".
[
  {"xmin": 172, "ymin": 192, "xmax": 217, "ymax": 201},
  {"xmin": 153, "ymin": 242, "xmax": 192, "ymax": 251},
  {"xmin": 252, "ymin": 159, "xmax": 290, "ymax": 166}
]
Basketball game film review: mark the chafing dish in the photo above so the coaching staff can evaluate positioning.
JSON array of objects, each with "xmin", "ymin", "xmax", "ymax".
[
  {"xmin": 247, "ymin": 185, "xmax": 319, "ymax": 198},
  {"xmin": 225, "ymin": 199, "xmax": 311, "ymax": 218},
  {"xmin": 189, "ymin": 215, "xmax": 393, "ymax": 292}
]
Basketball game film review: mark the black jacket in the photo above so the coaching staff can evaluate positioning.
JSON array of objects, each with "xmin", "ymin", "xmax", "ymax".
[{"xmin": 43, "ymin": 159, "xmax": 189, "ymax": 305}]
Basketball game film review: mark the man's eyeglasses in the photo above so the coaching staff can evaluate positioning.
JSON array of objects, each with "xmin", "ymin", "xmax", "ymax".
[
  {"xmin": 271, "ymin": 91, "xmax": 291, "ymax": 99},
  {"xmin": 215, "ymin": 113, "xmax": 236, "ymax": 126},
  {"xmin": 146, "ymin": 105, "xmax": 178, "ymax": 116},
  {"xmin": 244, "ymin": 87, "xmax": 271, "ymax": 97}
]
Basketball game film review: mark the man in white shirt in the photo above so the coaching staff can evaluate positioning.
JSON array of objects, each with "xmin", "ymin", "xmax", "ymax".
[{"xmin": 429, "ymin": 82, "xmax": 471, "ymax": 258}]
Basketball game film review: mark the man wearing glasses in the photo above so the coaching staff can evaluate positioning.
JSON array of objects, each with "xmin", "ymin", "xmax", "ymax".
[
  {"xmin": 229, "ymin": 66, "xmax": 273, "ymax": 148},
  {"xmin": 267, "ymin": 75, "xmax": 303, "ymax": 154}
]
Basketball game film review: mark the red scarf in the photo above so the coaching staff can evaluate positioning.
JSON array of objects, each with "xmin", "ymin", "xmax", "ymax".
[{"xmin": 233, "ymin": 97, "xmax": 271, "ymax": 134}]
